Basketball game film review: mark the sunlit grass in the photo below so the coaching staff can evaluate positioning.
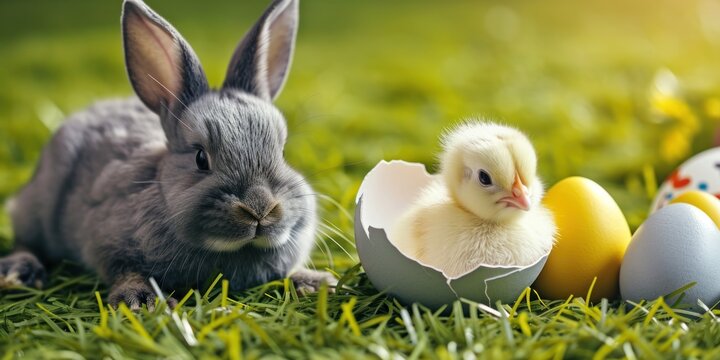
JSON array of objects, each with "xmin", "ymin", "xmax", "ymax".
[{"xmin": 4, "ymin": 264, "xmax": 720, "ymax": 358}]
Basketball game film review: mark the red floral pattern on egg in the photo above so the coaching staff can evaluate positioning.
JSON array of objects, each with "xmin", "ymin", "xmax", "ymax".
[
  {"xmin": 669, "ymin": 170, "xmax": 691, "ymax": 189},
  {"xmin": 650, "ymin": 148, "xmax": 720, "ymax": 213}
]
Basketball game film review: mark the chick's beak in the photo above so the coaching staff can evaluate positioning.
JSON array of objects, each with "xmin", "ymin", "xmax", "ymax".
[{"xmin": 498, "ymin": 173, "xmax": 531, "ymax": 211}]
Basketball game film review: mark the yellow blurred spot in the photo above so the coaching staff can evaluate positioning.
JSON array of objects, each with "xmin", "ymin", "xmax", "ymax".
[
  {"xmin": 660, "ymin": 127, "xmax": 691, "ymax": 163},
  {"xmin": 649, "ymin": 86, "xmax": 699, "ymax": 164},
  {"xmin": 651, "ymin": 96, "xmax": 698, "ymax": 131},
  {"xmin": 642, "ymin": 165, "xmax": 658, "ymax": 200},
  {"xmin": 705, "ymin": 97, "xmax": 720, "ymax": 120}
]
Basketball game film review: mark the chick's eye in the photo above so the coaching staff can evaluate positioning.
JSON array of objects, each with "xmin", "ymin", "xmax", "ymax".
[
  {"xmin": 195, "ymin": 149, "xmax": 209, "ymax": 171},
  {"xmin": 478, "ymin": 170, "xmax": 493, "ymax": 186}
]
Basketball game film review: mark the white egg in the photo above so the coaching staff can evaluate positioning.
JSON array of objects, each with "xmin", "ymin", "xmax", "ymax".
[
  {"xmin": 651, "ymin": 148, "xmax": 720, "ymax": 212},
  {"xmin": 620, "ymin": 204, "xmax": 720, "ymax": 310},
  {"xmin": 354, "ymin": 160, "xmax": 549, "ymax": 309}
]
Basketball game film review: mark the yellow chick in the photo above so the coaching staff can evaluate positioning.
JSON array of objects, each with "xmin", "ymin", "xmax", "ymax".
[{"xmin": 391, "ymin": 121, "xmax": 556, "ymax": 278}]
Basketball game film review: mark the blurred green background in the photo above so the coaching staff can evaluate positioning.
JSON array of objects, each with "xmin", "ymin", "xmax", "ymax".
[{"xmin": 2, "ymin": 0, "xmax": 720, "ymax": 256}]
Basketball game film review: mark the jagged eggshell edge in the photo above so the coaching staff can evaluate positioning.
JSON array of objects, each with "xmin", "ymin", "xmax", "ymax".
[{"xmin": 354, "ymin": 160, "xmax": 549, "ymax": 309}]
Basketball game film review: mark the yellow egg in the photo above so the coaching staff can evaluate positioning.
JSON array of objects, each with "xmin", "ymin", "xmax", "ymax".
[
  {"xmin": 533, "ymin": 177, "xmax": 631, "ymax": 301},
  {"xmin": 669, "ymin": 191, "xmax": 720, "ymax": 228}
]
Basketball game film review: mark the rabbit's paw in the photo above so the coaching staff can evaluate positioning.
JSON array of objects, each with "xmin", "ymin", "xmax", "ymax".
[
  {"xmin": 0, "ymin": 251, "xmax": 46, "ymax": 289},
  {"xmin": 108, "ymin": 273, "xmax": 177, "ymax": 311},
  {"xmin": 290, "ymin": 269, "xmax": 337, "ymax": 295}
]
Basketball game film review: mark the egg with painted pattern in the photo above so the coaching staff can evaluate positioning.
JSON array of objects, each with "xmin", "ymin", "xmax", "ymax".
[
  {"xmin": 669, "ymin": 190, "xmax": 720, "ymax": 228},
  {"xmin": 651, "ymin": 148, "xmax": 720, "ymax": 212}
]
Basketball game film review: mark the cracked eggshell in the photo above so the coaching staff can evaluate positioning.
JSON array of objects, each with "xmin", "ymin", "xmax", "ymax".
[
  {"xmin": 620, "ymin": 204, "xmax": 720, "ymax": 310},
  {"xmin": 651, "ymin": 148, "xmax": 720, "ymax": 212},
  {"xmin": 354, "ymin": 160, "xmax": 548, "ymax": 309}
]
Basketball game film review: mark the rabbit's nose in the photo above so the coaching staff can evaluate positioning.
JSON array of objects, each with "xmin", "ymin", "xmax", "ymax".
[
  {"xmin": 234, "ymin": 202, "xmax": 282, "ymax": 226},
  {"xmin": 259, "ymin": 203, "xmax": 283, "ymax": 226}
]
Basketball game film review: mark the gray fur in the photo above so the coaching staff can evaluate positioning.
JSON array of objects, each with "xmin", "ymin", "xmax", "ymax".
[
  {"xmin": 223, "ymin": 0, "xmax": 299, "ymax": 100},
  {"xmin": 4, "ymin": 0, "xmax": 333, "ymax": 305}
]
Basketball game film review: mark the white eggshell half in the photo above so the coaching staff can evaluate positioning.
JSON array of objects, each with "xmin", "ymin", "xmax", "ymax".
[
  {"xmin": 620, "ymin": 203, "xmax": 720, "ymax": 310},
  {"xmin": 651, "ymin": 148, "xmax": 720, "ymax": 212},
  {"xmin": 354, "ymin": 160, "xmax": 549, "ymax": 309}
]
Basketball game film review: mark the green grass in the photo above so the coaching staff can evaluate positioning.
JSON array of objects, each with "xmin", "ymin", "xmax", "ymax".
[
  {"xmin": 4, "ymin": 267, "xmax": 720, "ymax": 359},
  {"xmin": 3, "ymin": 0, "xmax": 720, "ymax": 358}
]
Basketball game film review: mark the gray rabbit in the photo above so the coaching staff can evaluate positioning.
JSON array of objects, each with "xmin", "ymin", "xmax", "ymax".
[{"xmin": 0, "ymin": 0, "xmax": 335, "ymax": 309}]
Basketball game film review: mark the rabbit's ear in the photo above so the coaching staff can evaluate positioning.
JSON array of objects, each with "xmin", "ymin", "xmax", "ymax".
[
  {"xmin": 122, "ymin": 0, "xmax": 208, "ymax": 116},
  {"xmin": 223, "ymin": 0, "xmax": 298, "ymax": 101}
]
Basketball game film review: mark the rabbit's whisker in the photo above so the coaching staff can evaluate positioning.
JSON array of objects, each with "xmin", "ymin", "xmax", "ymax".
[
  {"xmin": 284, "ymin": 232, "xmax": 301, "ymax": 267},
  {"xmin": 195, "ymin": 247, "xmax": 213, "ymax": 289},
  {"xmin": 146, "ymin": 73, "xmax": 200, "ymax": 119},
  {"xmin": 274, "ymin": 160, "xmax": 368, "ymax": 200},
  {"xmin": 286, "ymin": 110, "xmax": 342, "ymax": 131},
  {"xmin": 167, "ymin": 207, "xmax": 191, "ymax": 220},
  {"xmin": 317, "ymin": 227, "xmax": 355, "ymax": 260},
  {"xmin": 282, "ymin": 205, "xmax": 315, "ymax": 217},
  {"xmin": 319, "ymin": 220, "xmax": 355, "ymax": 248},
  {"xmin": 160, "ymin": 242, "xmax": 188, "ymax": 285},
  {"xmin": 316, "ymin": 193, "xmax": 354, "ymax": 221},
  {"xmin": 178, "ymin": 245, "xmax": 196, "ymax": 275},
  {"xmin": 310, "ymin": 235, "xmax": 329, "ymax": 271},
  {"xmin": 285, "ymin": 193, "xmax": 318, "ymax": 200},
  {"xmin": 161, "ymin": 102, "xmax": 194, "ymax": 132}
]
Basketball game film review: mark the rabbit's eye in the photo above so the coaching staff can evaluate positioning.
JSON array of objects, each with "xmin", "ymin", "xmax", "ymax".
[{"xmin": 196, "ymin": 150, "xmax": 210, "ymax": 171}]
